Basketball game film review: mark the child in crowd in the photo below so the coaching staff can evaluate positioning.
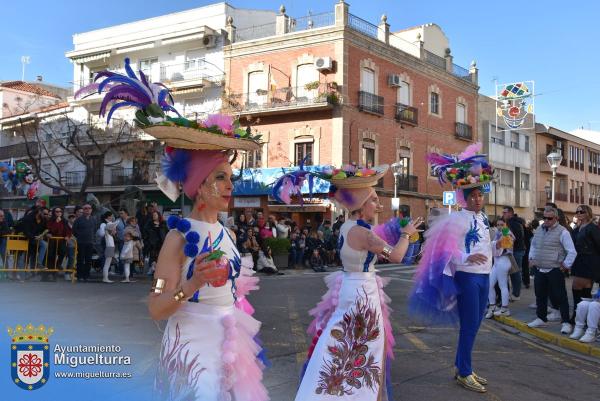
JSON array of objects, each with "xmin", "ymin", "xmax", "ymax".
[
  {"xmin": 102, "ymin": 222, "xmax": 117, "ymax": 283},
  {"xmin": 120, "ymin": 232, "xmax": 135, "ymax": 283},
  {"xmin": 309, "ymin": 248, "xmax": 325, "ymax": 273}
]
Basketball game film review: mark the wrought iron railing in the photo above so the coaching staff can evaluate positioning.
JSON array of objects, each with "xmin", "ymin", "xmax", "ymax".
[
  {"xmin": 455, "ymin": 122, "xmax": 473, "ymax": 140},
  {"xmin": 395, "ymin": 103, "xmax": 418, "ymax": 126},
  {"xmin": 289, "ymin": 12, "xmax": 335, "ymax": 32},
  {"xmin": 424, "ymin": 50, "xmax": 446, "ymax": 70},
  {"xmin": 226, "ymin": 83, "xmax": 335, "ymax": 113},
  {"xmin": 110, "ymin": 163, "xmax": 160, "ymax": 186},
  {"xmin": 452, "ymin": 63, "xmax": 471, "ymax": 81},
  {"xmin": 396, "ymin": 175, "xmax": 418, "ymax": 192},
  {"xmin": 64, "ymin": 170, "xmax": 103, "ymax": 187},
  {"xmin": 358, "ymin": 91, "xmax": 384, "ymax": 115},
  {"xmin": 348, "ymin": 13, "xmax": 379, "ymax": 39},
  {"xmin": 235, "ymin": 22, "xmax": 277, "ymax": 42},
  {"xmin": 160, "ymin": 60, "xmax": 224, "ymax": 85}
]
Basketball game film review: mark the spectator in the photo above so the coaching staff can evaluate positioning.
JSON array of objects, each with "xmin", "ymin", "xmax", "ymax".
[
  {"xmin": 65, "ymin": 214, "xmax": 76, "ymax": 279},
  {"xmin": 3, "ymin": 209, "xmax": 14, "ymax": 231},
  {"xmin": 289, "ymin": 232, "xmax": 302, "ymax": 268},
  {"xmin": 256, "ymin": 211, "xmax": 265, "ymax": 230},
  {"xmin": 328, "ymin": 228, "xmax": 341, "ymax": 266},
  {"xmin": 120, "ymin": 231, "xmax": 135, "ymax": 283},
  {"xmin": 275, "ymin": 218, "xmax": 290, "ymax": 239},
  {"xmin": 569, "ymin": 205, "xmax": 600, "ymax": 322},
  {"xmin": 0, "ymin": 210, "xmax": 10, "ymax": 272},
  {"xmin": 237, "ymin": 214, "xmax": 249, "ymax": 234},
  {"xmin": 245, "ymin": 209, "xmax": 257, "ymax": 228},
  {"xmin": 502, "ymin": 206, "xmax": 526, "ymax": 300},
  {"xmin": 20, "ymin": 206, "xmax": 49, "ymax": 270},
  {"xmin": 528, "ymin": 206, "xmax": 577, "ymax": 334},
  {"xmin": 259, "ymin": 221, "xmax": 274, "ymax": 242},
  {"xmin": 297, "ymin": 230, "xmax": 307, "ymax": 266},
  {"xmin": 136, "ymin": 204, "xmax": 150, "ymax": 237},
  {"xmin": 124, "ymin": 216, "xmax": 143, "ymax": 275},
  {"xmin": 309, "ymin": 248, "xmax": 326, "ymax": 272},
  {"xmin": 101, "ymin": 221, "xmax": 117, "ymax": 283},
  {"xmin": 74, "ymin": 206, "xmax": 83, "ymax": 218},
  {"xmin": 115, "ymin": 208, "xmax": 129, "ymax": 275},
  {"xmin": 569, "ymin": 292, "xmax": 600, "ymax": 343},
  {"xmin": 97, "ymin": 211, "xmax": 114, "ymax": 273},
  {"xmin": 242, "ymin": 228, "xmax": 260, "ymax": 267},
  {"xmin": 318, "ymin": 220, "xmax": 333, "ymax": 244},
  {"xmin": 332, "ymin": 214, "xmax": 345, "ymax": 233},
  {"xmin": 256, "ymin": 246, "xmax": 283, "ymax": 275},
  {"xmin": 486, "ymin": 219, "xmax": 515, "ymax": 318},
  {"xmin": 522, "ymin": 220, "xmax": 535, "ymax": 289},
  {"xmin": 46, "ymin": 207, "xmax": 71, "ymax": 274},
  {"xmin": 143, "ymin": 211, "xmax": 167, "ymax": 276},
  {"xmin": 72, "ymin": 204, "xmax": 96, "ymax": 282}
]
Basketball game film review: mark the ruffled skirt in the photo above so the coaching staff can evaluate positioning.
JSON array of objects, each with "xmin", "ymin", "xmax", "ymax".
[{"xmin": 295, "ymin": 271, "xmax": 395, "ymax": 401}]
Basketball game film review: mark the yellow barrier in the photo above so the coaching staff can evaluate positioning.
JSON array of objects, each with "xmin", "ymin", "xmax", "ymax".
[{"xmin": 1, "ymin": 234, "xmax": 77, "ymax": 283}]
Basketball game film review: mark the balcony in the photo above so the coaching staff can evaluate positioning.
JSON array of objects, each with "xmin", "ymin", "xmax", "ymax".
[
  {"xmin": 64, "ymin": 170, "xmax": 103, "ymax": 187},
  {"xmin": 226, "ymin": 83, "xmax": 335, "ymax": 116},
  {"xmin": 537, "ymin": 191, "xmax": 568, "ymax": 208},
  {"xmin": 358, "ymin": 91, "xmax": 384, "ymax": 115},
  {"xmin": 455, "ymin": 122, "xmax": 473, "ymax": 141},
  {"xmin": 160, "ymin": 60, "xmax": 224, "ymax": 90},
  {"xmin": 395, "ymin": 103, "xmax": 418, "ymax": 126},
  {"xmin": 110, "ymin": 163, "xmax": 160, "ymax": 186},
  {"xmin": 396, "ymin": 175, "xmax": 418, "ymax": 192}
]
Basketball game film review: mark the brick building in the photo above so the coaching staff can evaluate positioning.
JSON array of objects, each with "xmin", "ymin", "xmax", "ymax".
[{"xmin": 224, "ymin": 1, "xmax": 478, "ymax": 225}]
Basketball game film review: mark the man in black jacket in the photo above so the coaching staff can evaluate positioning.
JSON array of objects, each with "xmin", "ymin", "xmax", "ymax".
[
  {"xmin": 20, "ymin": 207, "xmax": 50, "ymax": 270},
  {"xmin": 72, "ymin": 204, "xmax": 96, "ymax": 281},
  {"xmin": 503, "ymin": 206, "xmax": 526, "ymax": 299}
]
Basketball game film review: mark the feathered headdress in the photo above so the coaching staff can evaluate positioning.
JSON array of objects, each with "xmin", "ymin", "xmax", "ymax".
[
  {"xmin": 271, "ymin": 157, "xmax": 318, "ymax": 205},
  {"xmin": 427, "ymin": 143, "xmax": 493, "ymax": 189}
]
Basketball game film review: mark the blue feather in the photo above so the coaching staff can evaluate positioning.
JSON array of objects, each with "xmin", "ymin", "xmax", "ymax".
[
  {"xmin": 98, "ymin": 76, "xmax": 151, "ymax": 101},
  {"xmin": 124, "ymin": 58, "xmax": 137, "ymax": 79},
  {"xmin": 161, "ymin": 150, "xmax": 190, "ymax": 183},
  {"xmin": 138, "ymin": 69, "xmax": 153, "ymax": 95},
  {"xmin": 161, "ymin": 104, "xmax": 182, "ymax": 117}
]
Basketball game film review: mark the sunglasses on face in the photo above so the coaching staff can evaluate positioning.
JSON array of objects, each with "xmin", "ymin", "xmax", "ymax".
[
  {"xmin": 575, "ymin": 210, "xmax": 584, "ymax": 214},
  {"xmin": 543, "ymin": 216, "xmax": 555, "ymax": 221}
]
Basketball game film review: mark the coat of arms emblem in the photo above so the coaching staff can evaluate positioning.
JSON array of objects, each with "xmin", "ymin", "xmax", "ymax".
[{"xmin": 8, "ymin": 323, "xmax": 53, "ymax": 390}]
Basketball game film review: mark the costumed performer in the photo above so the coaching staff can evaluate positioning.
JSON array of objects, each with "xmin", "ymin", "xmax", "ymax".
[
  {"xmin": 408, "ymin": 143, "xmax": 499, "ymax": 393},
  {"xmin": 272, "ymin": 163, "xmax": 422, "ymax": 400},
  {"xmin": 76, "ymin": 58, "xmax": 268, "ymax": 401}
]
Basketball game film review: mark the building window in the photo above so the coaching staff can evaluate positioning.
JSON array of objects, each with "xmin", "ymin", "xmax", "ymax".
[
  {"xmin": 248, "ymin": 71, "xmax": 267, "ymax": 106},
  {"xmin": 491, "ymin": 128, "xmax": 505, "ymax": 145},
  {"xmin": 361, "ymin": 68, "xmax": 375, "ymax": 94},
  {"xmin": 456, "ymin": 103, "xmax": 466, "ymax": 124},
  {"xmin": 185, "ymin": 49, "xmax": 204, "ymax": 71},
  {"xmin": 510, "ymin": 131, "xmax": 519, "ymax": 149},
  {"xmin": 397, "ymin": 81, "xmax": 410, "ymax": 105},
  {"xmin": 498, "ymin": 168, "xmax": 514, "ymax": 187},
  {"xmin": 430, "ymin": 92, "xmax": 440, "ymax": 115},
  {"xmin": 296, "ymin": 63, "xmax": 318, "ymax": 100},
  {"xmin": 244, "ymin": 150, "xmax": 262, "ymax": 168},
  {"xmin": 295, "ymin": 142, "xmax": 313, "ymax": 166},
  {"xmin": 523, "ymin": 135, "xmax": 530, "ymax": 152},
  {"xmin": 520, "ymin": 173, "xmax": 530, "ymax": 190},
  {"xmin": 139, "ymin": 58, "xmax": 158, "ymax": 82},
  {"xmin": 362, "ymin": 139, "xmax": 376, "ymax": 168}
]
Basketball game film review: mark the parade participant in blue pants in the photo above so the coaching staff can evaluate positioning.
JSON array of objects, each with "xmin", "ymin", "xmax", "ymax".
[{"xmin": 410, "ymin": 143, "xmax": 500, "ymax": 393}]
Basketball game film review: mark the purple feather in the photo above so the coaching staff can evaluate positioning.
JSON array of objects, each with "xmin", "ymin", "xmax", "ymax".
[
  {"xmin": 74, "ymin": 83, "xmax": 100, "ymax": 99},
  {"xmin": 138, "ymin": 69, "xmax": 153, "ymax": 95},
  {"xmin": 106, "ymin": 101, "xmax": 146, "ymax": 123},
  {"xmin": 98, "ymin": 75, "xmax": 152, "ymax": 101},
  {"xmin": 100, "ymin": 85, "xmax": 151, "ymax": 117}
]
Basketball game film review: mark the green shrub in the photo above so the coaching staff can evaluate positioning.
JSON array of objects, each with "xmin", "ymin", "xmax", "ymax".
[{"xmin": 263, "ymin": 237, "xmax": 291, "ymax": 255}]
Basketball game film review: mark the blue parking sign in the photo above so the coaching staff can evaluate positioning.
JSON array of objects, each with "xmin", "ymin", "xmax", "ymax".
[
  {"xmin": 443, "ymin": 191, "xmax": 456, "ymax": 206},
  {"xmin": 481, "ymin": 182, "xmax": 492, "ymax": 193}
]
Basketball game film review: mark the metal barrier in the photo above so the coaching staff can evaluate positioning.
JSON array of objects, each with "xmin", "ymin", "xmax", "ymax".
[{"xmin": 1, "ymin": 235, "xmax": 77, "ymax": 283}]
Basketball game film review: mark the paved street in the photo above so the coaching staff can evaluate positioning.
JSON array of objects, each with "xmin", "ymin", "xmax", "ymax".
[{"xmin": 1, "ymin": 267, "xmax": 599, "ymax": 401}]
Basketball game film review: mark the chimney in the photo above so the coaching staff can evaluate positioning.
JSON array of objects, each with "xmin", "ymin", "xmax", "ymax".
[{"xmin": 36, "ymin": 75, "xmax": 43, "ymax": 82}]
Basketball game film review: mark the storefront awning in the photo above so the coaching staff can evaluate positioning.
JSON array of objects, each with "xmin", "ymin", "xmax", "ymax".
[{"xmin": 232, "ymin": 166, "xmax": 330, "ymax": 196}]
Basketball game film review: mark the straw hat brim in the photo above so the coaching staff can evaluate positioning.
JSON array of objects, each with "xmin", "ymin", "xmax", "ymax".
[
  {"xmin": 453, "ymin": 179, "xmax": 493, "ymax": 190},
  {"xmin": 329, "ymin": 164, "xmax": 389, "ymax": 188},
  {"xmin": 143, "ymin": 125, "xmax": 261, "ymax": 151}
]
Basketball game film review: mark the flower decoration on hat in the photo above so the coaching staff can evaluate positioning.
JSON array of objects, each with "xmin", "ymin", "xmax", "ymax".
[
  {"xmin": 427, "ymin": 143, "xmax": 493, "ymax": 189},
  {"xmin": 316, "ymin": 163, "xmax": 389, "ymax": 191}
]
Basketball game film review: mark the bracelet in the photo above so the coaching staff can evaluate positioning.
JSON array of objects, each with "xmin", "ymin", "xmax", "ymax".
[
  {"xmin": 381, "ymin": 245, "xmax": 393, "ymax": 259},
  {"xmin": 173, "ymin": 288, "xmax": 187, "ymax": 303},
  {"xmin": 150, "ymin": 278, "xmax": 166, "ymax": 294},
  {"xmin": 400, "ymin": 233, "xmax": 410, "ymax": 240}
]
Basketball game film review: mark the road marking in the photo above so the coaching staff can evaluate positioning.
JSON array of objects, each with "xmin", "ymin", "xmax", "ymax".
[
  {"xmin": 287, "ymin": 294, "xmax": 308, "ymax": 368},
  {"xmin": 403, "ymin": 332, "xmax": 432, "ymax": 353}
]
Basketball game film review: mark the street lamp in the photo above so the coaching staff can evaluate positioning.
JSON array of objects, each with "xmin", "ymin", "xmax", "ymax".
[
  {"xmin": 390, "ymin": 162, "xmax": 402, "ymax": 215},
  {"xmin": 546, "ymin": 150, "xmax": 563, "ymax": 203}
]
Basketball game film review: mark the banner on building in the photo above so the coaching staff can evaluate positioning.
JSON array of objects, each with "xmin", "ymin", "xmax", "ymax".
[{"xmin": 495, "ymin": 81, "xmax": 534, "ymax": 131}]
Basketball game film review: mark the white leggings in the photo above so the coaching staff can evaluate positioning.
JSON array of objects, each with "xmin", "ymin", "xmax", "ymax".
[
  {"xmin": 102, "ymin": 257, "xmax": 113, "ymax": 281},
  {"xmin": 488, "ymin": 255, "xmax": 511, "ymax": 307},
  {"xmin": 575, "ymin": 301, "xmax": 600, "ymax": 331}
]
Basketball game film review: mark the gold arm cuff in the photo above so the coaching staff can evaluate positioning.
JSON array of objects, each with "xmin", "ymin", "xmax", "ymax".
[
  {"xmin": 150, "ymin": 278, "xmax": 166, "ymax": 294},
  {"xmin": 173, "ymin": 288, "xmax": 187, "ymax": 303},
  {"xmin": 400, "ymin": 233, "xmax": 410, "ymax": 240},
  {"xmin": 381, "ymin": 245, "xmax": 393, "ymax": 259}
]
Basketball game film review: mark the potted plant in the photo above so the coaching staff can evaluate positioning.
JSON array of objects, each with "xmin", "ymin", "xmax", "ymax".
[
  {"xmin": 304, "ymin": 81, "xmax": 320, "ymax": 91},
  {"xmin": 263, "ymin": 237, "xmax": 291, "ymax": 269}
]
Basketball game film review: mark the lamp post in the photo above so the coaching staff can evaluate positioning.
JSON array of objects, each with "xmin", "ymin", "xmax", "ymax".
[
  {"xmin": 546, "ymin": 151, "xmax": 563, "ymax": 204},
  {"xmin": 390, "ymin": 162, "xmax": 402, "ymax": 216}
]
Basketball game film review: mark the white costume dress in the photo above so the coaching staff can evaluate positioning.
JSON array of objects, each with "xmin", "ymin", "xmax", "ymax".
[
  {"xmin": 156, "ymin": 218, "xmax": 267, "ymax": 401},
  {"xmin": 295, "ymin": 219, "xmax": 394, "ymax": 401}
]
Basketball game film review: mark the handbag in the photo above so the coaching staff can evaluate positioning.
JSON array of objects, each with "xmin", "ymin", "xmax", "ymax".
[{"xmin": 507, "ymin": 253, "xmax": 521, "ymax": 274}]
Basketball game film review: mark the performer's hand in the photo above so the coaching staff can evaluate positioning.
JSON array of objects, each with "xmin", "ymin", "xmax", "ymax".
[
  {"xmin": 403, "ymin": 216, "xmax": 424, "ymax": 236},
  {"xmin": 188, "ymin": 253, "xmax": 219, "ymax": 291},
  {"xmin": 466, "ymin": 253, "xmax": 488, "ymax": 265}
]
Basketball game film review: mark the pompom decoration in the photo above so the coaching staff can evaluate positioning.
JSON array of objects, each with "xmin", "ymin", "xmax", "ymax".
[
  {"xmin": 166, "ymin": 214, "xmax": 180, "ymax": 230},
  {"xmin": 176, "ymin": 218, "xmax": 191, "ymax": 234},
  {"xmin": 162, "ymin": 149, "xmax": 190, "ymax": 184},
  {"xmin": 185, "ymin": 231, "xmax": 200, "ymax": 244},
  {"xmin": 184, "ymin": 243, "xmax": 199, "ymax": 258}
]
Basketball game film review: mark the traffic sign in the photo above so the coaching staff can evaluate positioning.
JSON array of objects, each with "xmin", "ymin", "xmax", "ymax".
[
  {"xmin": 443, "ymin": 191, "xmax": 456, "ymax": 206},
  {"xmin": 481, "ymin": 182, "xmax": 492, "ymax": 193}
]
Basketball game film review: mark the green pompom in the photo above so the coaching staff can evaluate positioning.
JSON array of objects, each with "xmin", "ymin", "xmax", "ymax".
[{"xmin": 501, "ymin": 227, "xmax": 510, "ymax": 235}]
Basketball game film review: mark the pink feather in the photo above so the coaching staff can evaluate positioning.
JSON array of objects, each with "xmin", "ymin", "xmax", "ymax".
[
  {"xmin": 426, "ymin": 153, "xmax": 451, "ymax": 165},
  {"xmin": 458, "ymin": 142, "xmax": 482, "ymax": 159}
]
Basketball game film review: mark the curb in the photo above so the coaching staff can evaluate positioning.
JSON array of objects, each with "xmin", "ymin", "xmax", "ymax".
[{"xmin": 493, "ymin": 315, "xmax": 600, "ymax": 359}]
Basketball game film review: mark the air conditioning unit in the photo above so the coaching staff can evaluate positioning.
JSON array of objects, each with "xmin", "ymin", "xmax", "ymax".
[
  {"xmin": 314, "ymin": 57, "xmax": 333, "ymax": 71},
  {"xmin": 202, "ymin": 35, "xmax": 217, "ymax": 48},
  {"xmin": 388, "ymin": 74, "xmax": 401, "ymax": 87}
]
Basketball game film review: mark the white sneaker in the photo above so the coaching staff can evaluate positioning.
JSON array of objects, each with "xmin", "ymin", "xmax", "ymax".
[
  {"xmin": 528, "ymin": 318, "xmax": 547, "ymax": 328},
  {"xmin": 569, "ymin": 327, "xmax": 585, "ymax": 340},
  {"xmin": 547, "ymin": 309, "xmax": 561, "ymax": 322},
  {"xmin": 102, "ymin": 278, "xmax": 114, "ymax": 283},
  {"xmin": 494, "ymin": 307, "xmax": 511, "ymax": 317},
  {"xmin": 579, "ymin": 330, "xmax": 597, "ymax": 343},
  {"xmin": 485, "ymin": 307, "xmax": 496, "ymax": 319},
  {"xmin": 560, "ymin": 323, "xmax": 573, "ymax": 334},
  {"xmin": 528, "ymin": 302, "xmax": 537, "ymax": 309}
]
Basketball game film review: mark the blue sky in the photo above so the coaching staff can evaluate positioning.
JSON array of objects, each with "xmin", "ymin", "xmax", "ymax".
[{"xmin": 2, "ymin": 0, "xmax": 599, "ymax": 132}]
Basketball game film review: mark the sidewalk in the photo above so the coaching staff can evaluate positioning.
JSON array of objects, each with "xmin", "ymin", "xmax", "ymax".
[{"xmin": 490, "ymin": 276, "xmax": 600, "ymax": 359}]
